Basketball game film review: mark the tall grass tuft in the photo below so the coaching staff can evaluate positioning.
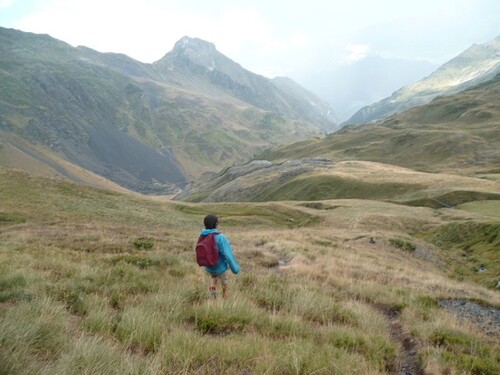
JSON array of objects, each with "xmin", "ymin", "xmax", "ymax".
[
  {"xmin": 114, "ymin": 305, "xmax": 165, "ymax": 353},
  {"xmin": 0, "ymin": 298, "xmax": 69, "ymax": 372},
  {"xmin": 189, "ymin": 297, "xmax": 264, "ymax": 335},
  {"xmin": 47, "ymin": 335, "xmax": 151, "ymax": 375},
  {"xmin": 0, "ymin": 273, "xmax": 30, "ymax": 303}
]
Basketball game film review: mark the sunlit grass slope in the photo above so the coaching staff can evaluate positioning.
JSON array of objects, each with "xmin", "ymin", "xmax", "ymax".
[
  {"xmin": 184, "ymin": 160, "xmax": 500, "ymax": 208},
  {"xmin": 259, "ymin": 75, "xmax": 500, "ymax": 176},
  {"xmin": 1, "ymin": 169, "xmax": 499, "ymax": 374}
]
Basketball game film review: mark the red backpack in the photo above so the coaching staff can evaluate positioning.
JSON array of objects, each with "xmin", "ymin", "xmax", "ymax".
[{"xmin": 195, "ymin": 232, "xmax": 220, "ymax": 267}]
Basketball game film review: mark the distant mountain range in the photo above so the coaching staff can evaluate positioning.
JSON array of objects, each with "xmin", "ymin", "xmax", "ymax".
[
  {"xmin": 346, "ymin": 36, "xmax": 500, "ymax": 125},
  {"xmin": 3, "ymin": 27, "xmax": 499, "ymax": 196},
  {"xmin": 0, "ymin": 28, "xmax": 337, "ymax": 194}
]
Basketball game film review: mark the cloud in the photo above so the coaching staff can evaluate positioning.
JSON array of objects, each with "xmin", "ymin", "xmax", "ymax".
[
  {"xmin": 12, "ymin": 1, "xmax": 311, "ymax": 77},
  {"xmin": 0, "ymin": 0, "xmax": 13, "ymax": 7},
  {"xmin": 14, "ymin": 1, "xmax": 176, "ymax": 61},
  {"xmin": 343, "ymin": 44, "xmax": 370, "ymax": 63},
  {"xmin": 7, "ymin": 0, "xmax": 499, "ymax": 78}
]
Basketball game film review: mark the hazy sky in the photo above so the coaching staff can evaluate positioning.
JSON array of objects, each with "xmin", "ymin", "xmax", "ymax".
[{"xmin": 1, "ymin": 0, "xmax": 499, "ymax": 79}]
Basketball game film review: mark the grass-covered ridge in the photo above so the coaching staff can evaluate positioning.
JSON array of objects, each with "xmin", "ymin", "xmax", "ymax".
[
  {"xmin": 1, "ymin": 168, "xmax": 499, "ymax": 374},
  {"xmin": 424, "ymin": 221, "xmax": 500, "ymax": 288},
  {"xmin": 250, "ymin": 174, "xmax": 423, "ymax": 202},
  {"xmin": 258, "ymin": 74, "xmax": 500, "ymax": 176},
  {"xmin": 181, "ymin": 159, "xmax": 500, "ymax": 207}
]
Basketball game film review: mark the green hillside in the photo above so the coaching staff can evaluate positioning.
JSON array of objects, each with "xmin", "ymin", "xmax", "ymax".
[{"xmin": 260, "ymin": 74, "xmax": 500, "ymax": 175}]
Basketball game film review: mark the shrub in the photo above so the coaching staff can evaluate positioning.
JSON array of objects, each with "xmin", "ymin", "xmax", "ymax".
[
  {"xmin": 158, "ymin": 329, "xmax": 265, "ymax": 374},
  {"xmin": 82, "ymin": 296, "xmax": 114, "ymax": 335},
  {"xmin": 0, "ymin": 212, "xmax": 26, "ymax": 224},
  {"xmin": 109, "ymin": 254, "xmax": 159, "ymax": 269},
  {"xmin": 0, "ymin": 298, "xmax": 69, "ymax": 361},
  {"xmin": 0, "ymin": 274, "xmax": 30, "ymax": 303},
  {"xmin": 262, "ymin": 316, "xmax": 310, "ymax": 340},
  {"xmin": 251, "ymin": 275, "xmax": 297, "ymax": 312},
  {"xmin": 302, "ymin": 301, "xmax": 358, "ymax": 326},
  {"xmin": 50, "ymin": 335, "xmax": 146, "ymax": 375},
  {"xmin": 430, "ymin": 329, "xmax": 490, "ymax": 356},
  {"xmin": 327, "ymin": 327, "xmax": 397, "ymax": 372},
  {"xmin": 50, "ymin": 284, "xmax": 87, "ymax": 316},
  {"xmin": 415, "ymin": 295, "xmax": 439, "ymax": 309},
  {"xmin": 98, "ymin": 264, "xmax": 158, "ymax": 295},
  {"xmin": 189, "ymin": 299, "xmax": 262, "ymax": 335},
  {"xmin": 421, "ymin": 348, "xmax": 500, "ymax": 375},
  {"xmin": 132, "ymin": 237, "xmax": 154, "ymax": 250},
  {"xmin": 390, "ymin": 238, "xmax": 416, "ymax": 252}
]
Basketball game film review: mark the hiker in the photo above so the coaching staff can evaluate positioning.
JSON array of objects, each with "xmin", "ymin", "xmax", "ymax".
[{"xmin": 197, "ymin": 214, "xmax": 239, "ymax": 299}]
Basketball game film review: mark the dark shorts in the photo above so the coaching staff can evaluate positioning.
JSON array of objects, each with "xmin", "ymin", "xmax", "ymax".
[{"xmin": 210, "ymin": 272, "xmax": 227, "ymax": 285}]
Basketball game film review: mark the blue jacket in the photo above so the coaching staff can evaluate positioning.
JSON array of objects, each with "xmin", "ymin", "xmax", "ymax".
[{"xmin": 200, "ymin": 228, "xmax": 240, "ymax": 275}]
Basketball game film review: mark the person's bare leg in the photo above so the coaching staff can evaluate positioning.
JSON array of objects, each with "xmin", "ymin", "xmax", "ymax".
[
  {"xmin": 209, "ymin": 276, "xmax": 218, "ymax": 299},
  {"xmin": 222, "ymin": 283, "xmax": 228, "ymax": 299},
  {"xmin": 220, "ymin": 273, "xmax": 228, "ymax": 299}
]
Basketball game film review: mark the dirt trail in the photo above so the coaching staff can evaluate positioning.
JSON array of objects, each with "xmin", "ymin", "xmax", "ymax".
[{"xmin": 375, "ymin": 304, "xmax": 423, "ymax": 375}]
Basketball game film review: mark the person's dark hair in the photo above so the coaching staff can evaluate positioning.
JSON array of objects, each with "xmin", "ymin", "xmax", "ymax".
[{"xmin": 204, "ymin": 214, "xmax": 218, "ymax": 229}]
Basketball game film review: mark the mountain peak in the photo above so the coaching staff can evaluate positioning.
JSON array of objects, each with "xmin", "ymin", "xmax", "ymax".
[
  {"xmin": 154, "ymin": 36, "xmax": 222, "ymax": 72},
  {"xmin": 172, "ymin": 36, "xmax": 217, "ymax": 56},
  {"xmin": 153, "ymin": 34, "xmax": 337, "ymax": 131}
]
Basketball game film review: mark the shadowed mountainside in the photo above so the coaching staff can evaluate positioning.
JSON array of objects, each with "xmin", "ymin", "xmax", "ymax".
[{"xmin": 0, "ymin": 28, "xmax": 336, "ymax": 194}]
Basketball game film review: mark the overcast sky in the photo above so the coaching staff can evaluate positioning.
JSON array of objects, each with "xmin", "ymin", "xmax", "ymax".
[{"xmin": 1, "ymin": 0, "xmax": 499, "ymax": 80}]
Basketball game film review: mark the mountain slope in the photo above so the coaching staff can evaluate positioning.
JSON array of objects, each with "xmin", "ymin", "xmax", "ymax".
[
  {"xmin": 0, "ymin": 28, "xmax": 188, "ymax": 194},
  {"xmin": 347, "ymin": 36, "xmax": 500, "ymax": 125},
  {"xmin": 261, "ymin": 74, "xmax": 500, "ymax": 174},
  {"xmin": 0, "ymin": 28, "xmax": 336, "ymax": 194},
  {"xmin": 179, "ymin": 158, "xmax": 500, "ymax": 205},
  {"xmin": 153, "ymin": 36, "xmax": 337, "ymax": 131},
  {"xmin": 180, "ymin": 74, "xmax": 500, "ymax": 203}
]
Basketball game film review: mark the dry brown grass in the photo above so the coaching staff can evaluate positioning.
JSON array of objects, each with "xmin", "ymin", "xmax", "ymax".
[{"xmin": 1, "ymin": 169, "xmax": 499, "ymax": 374}]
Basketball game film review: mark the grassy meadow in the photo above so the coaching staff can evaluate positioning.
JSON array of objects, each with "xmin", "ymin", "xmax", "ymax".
[{"xmin": 1, "ymin": 168, "xmax": 499, "ymax": 374}]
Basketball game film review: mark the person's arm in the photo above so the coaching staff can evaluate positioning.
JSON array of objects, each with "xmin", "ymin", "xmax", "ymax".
[{"xmin": 217, "ymin": 234, "xmax": 240, "ymax": 274}]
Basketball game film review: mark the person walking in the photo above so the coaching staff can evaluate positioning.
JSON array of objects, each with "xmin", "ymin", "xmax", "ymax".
[{"xmin": 197, "ymin": 214, "xmax": 239, "ymax": 299}]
